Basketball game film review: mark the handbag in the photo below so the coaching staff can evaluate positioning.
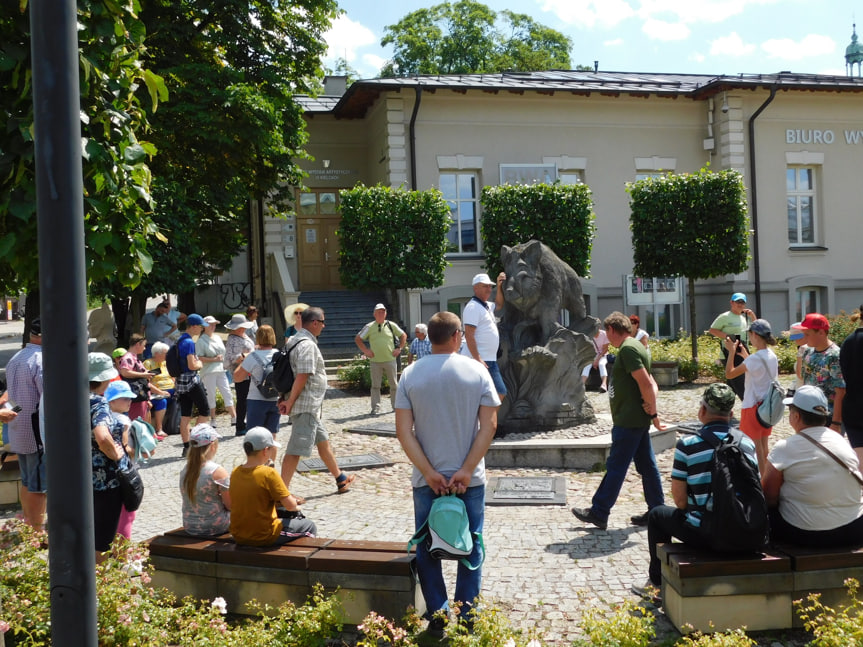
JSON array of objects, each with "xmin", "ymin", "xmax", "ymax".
[
  {"xmin": 125, "ymin": 378, "xmax": 150, "ymax": 403},
  {"xmin": 115, "ymin": 459, "xmax": 145, "ymax": 511},
  {"xmin": 753, "ymin": 353, "xmax": 785, "ymax": 427}
]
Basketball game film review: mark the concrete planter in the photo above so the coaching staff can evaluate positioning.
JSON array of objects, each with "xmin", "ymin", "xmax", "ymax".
[{"xmin": 651, "ymin": 361, "xmax": 679, "ymax": 386}]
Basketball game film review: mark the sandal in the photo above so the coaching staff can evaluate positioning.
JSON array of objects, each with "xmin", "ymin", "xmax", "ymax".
[{"xmin": 335, "ymin": 472, "xmax": 355, "ymax": 494}]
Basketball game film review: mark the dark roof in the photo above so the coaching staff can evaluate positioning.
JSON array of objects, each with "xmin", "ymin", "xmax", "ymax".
[{"xmin": 297, "ymin": 70, "xmax": 863, "ymax": 119}]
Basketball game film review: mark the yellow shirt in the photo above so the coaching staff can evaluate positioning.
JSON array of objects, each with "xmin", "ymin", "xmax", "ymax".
[
  {"xmin": 143, "ymin": 358, "xmax": 174, "ymax": 392},
  {"xmin": 229, "ymin": 464, "xmax": 289, "ymax": 546}
]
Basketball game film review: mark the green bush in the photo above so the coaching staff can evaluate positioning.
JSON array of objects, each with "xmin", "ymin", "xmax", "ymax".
[
  {"xmin": 795, "ymin": 577, "xmax": 863, "ymax": 647},
  {"xmin": 676, "ymin": 628, "xmax": 756, "ymax": 646},
  {"xmin": 572, "ymin": 599, "xmax": 655, "ymax": 647},
  {"xmin": 336, "ymin": 355, "xmax": 390, "ymax": 391},
  {"xmin": 480, "ymin": 182, "xmax": 595, "ymax": 278}
]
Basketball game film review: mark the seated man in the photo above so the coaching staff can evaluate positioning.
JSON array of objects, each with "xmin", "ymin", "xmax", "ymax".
[
  {"xmin": 229, "ymin": 427, "xmax": 317, "ymax": 546},
  {"xmin": 639, "ymin": 383, "xmax": 758, "ymax": 593}
]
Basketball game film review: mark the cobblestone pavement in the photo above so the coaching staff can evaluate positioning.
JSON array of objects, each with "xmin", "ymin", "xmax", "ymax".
[{"xmin": 127, "ymin": 377, "xmax": 806, "ymax": 646}]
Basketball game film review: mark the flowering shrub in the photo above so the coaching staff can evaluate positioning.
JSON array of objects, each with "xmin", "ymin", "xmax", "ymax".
[
  {"xmin": 795, "ymin": 577, "xmax": 863, "ymax": 647},
  {"xmin": 571, "ymin": 600, "xmax": 655, "ymax": 647}
]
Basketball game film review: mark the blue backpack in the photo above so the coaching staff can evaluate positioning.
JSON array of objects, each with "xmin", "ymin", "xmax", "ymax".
[{"xmin": 407, "ymin": 494, "xmax": 484, "ymax": 570}]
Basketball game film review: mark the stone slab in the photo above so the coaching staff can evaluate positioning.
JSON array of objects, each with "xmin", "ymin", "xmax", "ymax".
[
  {"xmin": 486, "ymin": 476, "xmax": 567, "ymax": 506},
  {"xmin": 344, "ymin": 422, "xmax": 396, "ymax": 437},
  {"xmin": 485, "ymin": 425, "xmax": 678, "ymax": 469},
  {"xmin": 297, "ymin": 453, "xmax": 393, "ymax": 473}
]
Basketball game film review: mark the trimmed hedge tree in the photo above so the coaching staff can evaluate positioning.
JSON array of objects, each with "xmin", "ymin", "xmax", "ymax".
[
  {"xmin": 480, "ymin": 183, "xmax": 595, "ymax": 278},
  {"xmin": 629, "ymin": 167, "xmax": 749, "ymax": 364},
  {"xmin": 338, "ymin": 185, "xmax": 450, "ymax": 293}
]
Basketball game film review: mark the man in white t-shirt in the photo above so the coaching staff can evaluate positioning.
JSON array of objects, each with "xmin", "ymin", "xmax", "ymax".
[{"xmin": 462, "ymin": 272, "xmax": 507, "ymax": 399}]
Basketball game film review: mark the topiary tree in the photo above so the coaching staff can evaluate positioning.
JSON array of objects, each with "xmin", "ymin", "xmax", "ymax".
[
  {"xmin": 629, "ymin": 166, "xmax": 749, "ymax": 365},
  {"xmin": 480, "ymin": 182, "xmax": 595, "ymax": 278},
  {"xmin": 338, "ymin": 185, "xmax": 450, "ymax": 310}
]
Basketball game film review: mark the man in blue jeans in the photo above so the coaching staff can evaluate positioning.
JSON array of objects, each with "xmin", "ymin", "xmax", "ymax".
[
  {"xmin": 395, "ymin": 311, "xmax": 500, "ymax": 638},
  {"xmin": 572, "ymin": 311, "xmax": 665, "ymax": 530}
]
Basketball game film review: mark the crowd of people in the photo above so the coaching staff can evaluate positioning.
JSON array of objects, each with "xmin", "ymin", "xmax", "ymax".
[{"xmin": 4, "ymin": 287, "xmax": 863, "ymax": 637}]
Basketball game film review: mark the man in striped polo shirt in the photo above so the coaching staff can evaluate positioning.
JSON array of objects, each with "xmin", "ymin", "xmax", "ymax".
[{"xmin": 639, "ymin": 383, "xmax": 758, "ymax": 592}]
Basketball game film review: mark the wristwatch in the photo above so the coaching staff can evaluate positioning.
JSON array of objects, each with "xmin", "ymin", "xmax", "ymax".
[{"xmin": 650, "ymin": 413, "xmax": 659, "ymax": 419}]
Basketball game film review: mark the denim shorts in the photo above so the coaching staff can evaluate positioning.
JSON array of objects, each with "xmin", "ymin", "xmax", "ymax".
[
  {"xmin": 485, "ymin": 361, "xmax": 507, "ymax": 395},
  {"xmin": 19, "ymin": 451, "xmax": 47, "ymax": 493}
]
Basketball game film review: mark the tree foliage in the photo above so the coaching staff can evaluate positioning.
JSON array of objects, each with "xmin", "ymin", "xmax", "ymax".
[
  {"xmin": 380, "ymin": 0, "xmax": 571, "ymax": 76},
  {"xmin": 480, "ymin": 183, "xmax": 595, "ymax": 279},
  {"xmin": 101, "ymin": 0, "xmax": 338, "ymax": 302},
  {"xmin": 338, "ymin": 185, "xmax": 450, "ymax": 291},
  {"xmin": 628, "ymin": 167, "xmax": 749, "ymax": 362},
  {"xmin": 0, "ymin": 0, "xmax": 166, "ymax": 295}
]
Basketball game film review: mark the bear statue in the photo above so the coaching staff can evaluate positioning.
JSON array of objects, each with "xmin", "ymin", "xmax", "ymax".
[{"xmin": 496, "ymin": 240, "xmax": 600, "ymax": 433}]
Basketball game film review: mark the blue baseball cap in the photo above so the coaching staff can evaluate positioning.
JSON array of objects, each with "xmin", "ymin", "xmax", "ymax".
[
  {"xmin": 731, "ymin": 292, "xmax": 747, "ymax": 303},
  {"xmin": 185, "ymin": 313, "xmax": 205, "ymax": 327},
  {"xmin": 105, "ymin": 381, "xmax": 136, "ymax": 402}
]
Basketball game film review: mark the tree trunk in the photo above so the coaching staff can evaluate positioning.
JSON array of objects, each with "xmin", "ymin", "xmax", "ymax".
[
  {"xmin": 178, "ymin": 290, "xmax": 196, "ymax": 319},
  {"xmin": 111, "ymin": 297, "xmax": 130, "ymax": 347},
  {"xmin": 688, "ymin": 276, "xmax": 698, "ymax": 367},
  {"xmin": 126, "ymin": 290, "xmax": 149, "ymax": 346}
]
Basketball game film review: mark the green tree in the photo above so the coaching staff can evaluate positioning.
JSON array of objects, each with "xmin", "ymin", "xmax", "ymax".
[
  {"xmin": 338, "ymin": 185, "xmax": 450, "ymax": 307},
  {"xmin": 380, "ymin": 0, "xmax": 571, "ymax": 76},
  {"xmin": 0, "ymin": 0, "xmax": 166, "ymax": 297},
  {"xmin": 480, "ymin": 183, "xmax": 595, "ymax": 279},
  {"xmin": 96, "ymin": 0, "xmax": 338, "ymax": 319},
  {"xmin": 628, "ymin": 167, "xmax": 749, "ymax": 364}
]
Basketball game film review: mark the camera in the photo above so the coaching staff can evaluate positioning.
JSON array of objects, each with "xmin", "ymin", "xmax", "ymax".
[{"xmin": 721, "ymin": 103, "xmax": 729, "ymax": 114}]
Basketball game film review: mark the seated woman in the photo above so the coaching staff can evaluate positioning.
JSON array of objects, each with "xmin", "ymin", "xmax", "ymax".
[
  {"xmin": 179, "ymin": 424, "xmax": 231, "ymax": 537},
  {"xmin": 762, "ymin": 385, "xmax": 863, "ymax": 547}
]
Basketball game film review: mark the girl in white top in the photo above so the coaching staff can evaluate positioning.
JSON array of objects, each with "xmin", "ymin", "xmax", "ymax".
[
  {"xmin": 629, "ymin": 314, "xmax": 650, "ymax": 358},
  {"xmin": 180, "ymin": 424, "xmax": 231, "ymax": 537},
  {"xmin": 725, "ymin": 318, "xmax": 779, "ymax": 475}
]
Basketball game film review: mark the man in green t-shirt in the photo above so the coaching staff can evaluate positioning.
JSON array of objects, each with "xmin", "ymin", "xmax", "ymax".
[
  {"xmin": 708, "ymin": 292, "xmax": 757, "ymax": 400},
  {"xmin": 572, "ymin": 312, "xmax": 665, "ymax": 530},
  {"xmin": 355, "ymin": 303, "xmax": 407, "ymax": 414}
]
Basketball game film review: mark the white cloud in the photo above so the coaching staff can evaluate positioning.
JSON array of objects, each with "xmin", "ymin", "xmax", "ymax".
[
  {"xmin": 761, "ymin": 34, "xmax": 835, "ymax": 61},
  {"xmin": 637, "ymin": 0, "xmax": 781, "ymax": 25},
  {"xmin": 690, "ymin": 52, "xmax": 706, "ymax": 63},
  {"xmin": 541, "ymin": 0, "xmax": 635, "ymax": 29},
  {"xmin": 604, "ymin": 38, "xmax": 624, "ymax": 47},
  {"xmin": 361, "ymin": 53, "xmax": 386, "ymax": 76},
  {"xmin": 642, "ymin": 18, "xmax": 690, "ymax": 41},
  {"xmin": 323, "ymin": 14, "xmax": 377, "ymax": 64},
  {"xmin": 710, "ymin": 31, "xmax": 756, "ymax": 57}
]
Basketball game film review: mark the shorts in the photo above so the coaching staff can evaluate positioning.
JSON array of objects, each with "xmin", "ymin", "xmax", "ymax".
[
  {"xmin": 179, "ymin": 381, "xmax": 210, "ymax": 417},
  {"xmin": 18, "ymin": 451, "xmax": 47, "ymax": 493},
  {"xmin": 485, "ymin": 361, "xmax": 507, "ymax": 396},
  {"xmin": 93, "ymin": 486, "xmax": 123, "ymax": 552},
  {"xmin": 286, "ymin": 412, "xmax": 328, "ymax": 457},
  {"xmin": 740, "ymin": 406, "xmax": 771, "ymax": 439},
  {"xmin": 151, "ymin": 389, "xmax": 175, "ymax": 412},
  {"xmin": 845, "ymin": 424, "xmax": 863, "ymax": 448}
]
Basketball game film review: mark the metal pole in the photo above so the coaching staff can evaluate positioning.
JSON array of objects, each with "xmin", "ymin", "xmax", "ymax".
[{"xmin": 29, "ymin": 0, "xmax": 98, "ymax": 643}]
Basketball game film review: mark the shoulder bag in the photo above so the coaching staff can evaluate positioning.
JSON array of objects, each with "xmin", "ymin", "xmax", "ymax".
[
  {"xmin": 115, "ymin": 458, "xmax": 145, "ymax": 511},
  {"xmin": 798, "ymin": 431, "xmax": 863, "ymax": 487}
]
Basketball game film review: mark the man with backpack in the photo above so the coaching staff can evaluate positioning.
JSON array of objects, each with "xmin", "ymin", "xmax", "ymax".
[
  {"xmin": 277, "ymin": 307, "xmax": 355, "ymax": 498},
  {"xmin": 637, "ymin": 383, "xmax": 763, "ymax": 598},
  {"xmin": 395, "ymin": 311, "xmax": 501, "ymax": 637},
  {"xmin": 173, "ymin": 313, "xmax": 211, "ymax": 457},
  {"xmin": 354, "ymin": 303, "xmax": 406, "ymax": 414}
]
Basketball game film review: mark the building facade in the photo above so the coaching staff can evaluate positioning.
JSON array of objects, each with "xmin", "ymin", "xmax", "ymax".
[{"xmin": 241, "ymin": 70, "xmax": 863, "ymax": 338}]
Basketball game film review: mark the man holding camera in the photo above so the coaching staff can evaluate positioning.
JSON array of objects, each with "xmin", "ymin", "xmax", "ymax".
[{"xmin": 709, "ymin": 292, "xmax": 757, "ymax": 400}]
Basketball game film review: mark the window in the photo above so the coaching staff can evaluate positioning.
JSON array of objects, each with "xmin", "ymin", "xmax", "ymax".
[
  {"xmin": 795, "ymin": 287, "xmax": 821, "ymax": 321},
  {"xmin": 440, "ymin": 173, "xmax": 479, "ymax": 254},
  {"xmin": 558, "ymin": 171, "xmax": 584, "ymax": 185},
  {"xmin": 787, "ymin": 167, "xmax": 816, "ymax": 245},
  {"xmin": 500, "ymin": 164, "xmax": 556, "ymax": 185},
  {"xmin": 298, "ymin": 190, "xmax": 339, "ymax": 215},
  {"xmin": 635, "ymin": 172, "xmax": 665, "ymax": 181}
]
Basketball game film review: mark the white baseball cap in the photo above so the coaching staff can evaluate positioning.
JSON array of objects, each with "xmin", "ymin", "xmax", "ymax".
[
  {"xmin": 472, "ymin": 273, "xmax": 494, "ymax": 286},
  {"xmin": 374, "ymin": 303, "xmax": 386, "ymax": 311}
]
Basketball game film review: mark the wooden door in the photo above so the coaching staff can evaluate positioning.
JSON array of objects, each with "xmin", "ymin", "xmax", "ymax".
[{"xmin": 297, "ymin": 190, "xmax": 343, "ymax": 290}]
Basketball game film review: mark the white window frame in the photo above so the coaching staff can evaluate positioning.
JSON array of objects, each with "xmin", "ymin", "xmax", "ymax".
[
  {"xmin": 499, "ymin": 164, "xmax": 557, "ymax": 185},
  {"xmin": 439, "ymin": 171, "xmax": 480, "ymax": 255},
  {"xmin": 786, "ymin": 166, "xmax": 817, "ymax": 246},
  {"xmin": 795, "ymin": 287, "xmax": 822, "ymax": 322}
]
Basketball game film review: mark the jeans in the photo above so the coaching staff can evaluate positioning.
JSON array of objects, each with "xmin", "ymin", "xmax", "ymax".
[
  {"xmin": 647, "ymin": 505, "xmax": 711, "ymax": 585},
  {"xmin": 245, "ymin": 399, "xmax": 280, "ymax": 435},
  {"xmin": 590, "ymin": 424, "xmax": 664, "ymax": 522},
  {"xmin": 413, "ymin": 485, "xmax": 485, "ymax": 617}
]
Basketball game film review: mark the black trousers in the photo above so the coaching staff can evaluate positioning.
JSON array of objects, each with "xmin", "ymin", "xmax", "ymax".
[
  {"xmin": 647, "ymin": 505, "xmax": 712, "ymax": 585},
  {"xmin": 234, "ymin": 378, "xmax": 250, "ymax": 432}
]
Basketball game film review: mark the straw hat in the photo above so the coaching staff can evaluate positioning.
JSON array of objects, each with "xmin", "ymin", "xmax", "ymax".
[{"xmin": 284, "ymin": 303, "xmax": 309, "ymax": 322}]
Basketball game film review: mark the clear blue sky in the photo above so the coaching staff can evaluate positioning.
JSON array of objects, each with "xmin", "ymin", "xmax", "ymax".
[{"xmin": 325, "ymin": 0, "xmax": 863, "ymax": 79}]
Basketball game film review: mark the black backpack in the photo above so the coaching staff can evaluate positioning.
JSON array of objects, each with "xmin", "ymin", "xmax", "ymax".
[
  {"xmin": 697, "ymin": 428, "xmax": 769, "ymax": 553},
  {"xmin": 255, "ymin": 339, "xmax": 308, "ymax": 398},
  {"xmin": 165, "ymin": 342, "xmax": 183, "ymax": 378}
]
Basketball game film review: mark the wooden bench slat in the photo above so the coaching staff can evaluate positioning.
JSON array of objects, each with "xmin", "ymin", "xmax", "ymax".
[
  {"xmin": 146, "ymin": 535, "xmax": 228, "ymax": 562},
  {"xmin": 776, "ymin": 543, "xmax": 863, "ymax": 570},
  {"xmin": 308, "ymin": 549, "xmax": 414, "ymax": 576},
  {"xmin": 219, "ymin": 544, "xmax": 316, "ymax": 569}
]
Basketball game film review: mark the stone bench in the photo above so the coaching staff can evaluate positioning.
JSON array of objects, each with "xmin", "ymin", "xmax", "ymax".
[
  {"xmin": 146, "ymin": 528, "xmax": 422, "ymax": 624},
  {"xmin": 658, "ymin": 542, "xmax": 863, "ymax": 633},
  {"xmin": 0, "ymin": 453, "xmax": 21, "ymax": 507}
]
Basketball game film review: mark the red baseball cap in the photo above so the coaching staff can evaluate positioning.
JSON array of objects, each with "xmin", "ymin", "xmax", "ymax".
[{"xmin": 799, "ymin": 313, "xmax": 829, "ymax": 331}]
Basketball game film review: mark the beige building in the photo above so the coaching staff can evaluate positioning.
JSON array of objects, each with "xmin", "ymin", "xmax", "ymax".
[{"xmin": 234, "ymin": 69, "xmax": 863, "ymax": 341}]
